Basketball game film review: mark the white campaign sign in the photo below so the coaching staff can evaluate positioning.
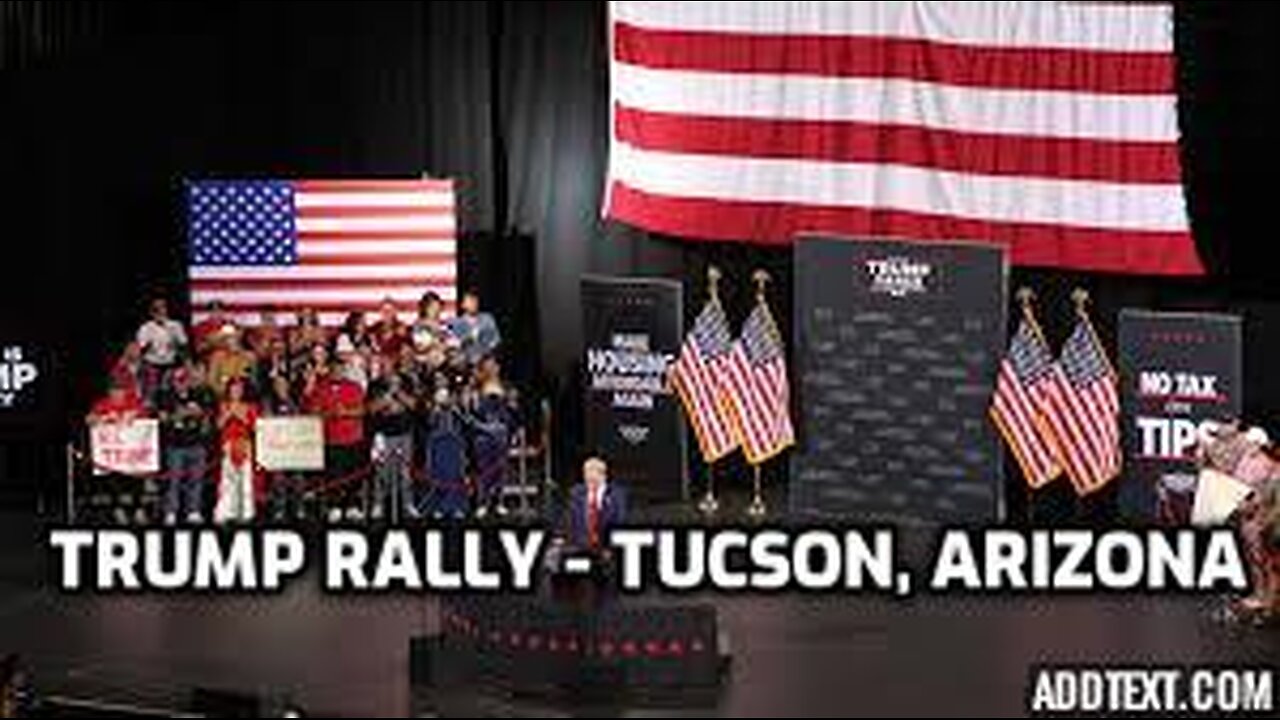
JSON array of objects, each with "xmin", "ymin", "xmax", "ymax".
[
  {"xmin": 256, "ymin": 416, "xmax": 325, "ymax": 471},
  {"xmin": 1191, "ymin": 469, "xmax": 1253, "ymax": 527},
  {"xmin": 91, "ymin": 419, "xmax": 161, "ymax": 476}
]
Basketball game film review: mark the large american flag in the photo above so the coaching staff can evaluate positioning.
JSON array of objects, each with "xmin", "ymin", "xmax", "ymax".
[
  {"xmin": 606, "ymin": 1, "xmax": 1202, "ymax": 276},
  {"xmin": 671, "ymin": 298, "xmax": 739, "ymax": 462},
  {"xmin": 725, "ymin": 301, "xmax": 794, "ymax": 464},
  {"xmin": 990, "ymin": 319, "xmax": 1061, "ymax": 489},
  {"xmin": 1052, "ymin": 318, "xmax": 1122, "ymax": 495},
  {"xmin": 187, "ymin": 178, "xmax": 456, "ymax": 326}
]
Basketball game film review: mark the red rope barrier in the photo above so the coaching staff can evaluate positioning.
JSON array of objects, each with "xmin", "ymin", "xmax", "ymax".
[{"xmin": 74, "ymin": 443, "xmax": 478, "ymax": 499}]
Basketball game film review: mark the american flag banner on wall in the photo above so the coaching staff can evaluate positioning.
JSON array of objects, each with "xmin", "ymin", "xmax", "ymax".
[
  {"xmin": 725, "ymin": 300, "xmax": 794, "ymax": 464},
  {"xmin": 606, "ymin": 1, "xmax": 1203, "ymax": 276},
  {"xmin": 990, "ymin": 318, "xmax": 1062, "ymax": 489},
  {"xmin": 671, "ymin": 297, "xmax": 740, "ymax": 462},
  {"xmin": 187, "ymin": 178, "xmax": 456, "ymax": 326}
]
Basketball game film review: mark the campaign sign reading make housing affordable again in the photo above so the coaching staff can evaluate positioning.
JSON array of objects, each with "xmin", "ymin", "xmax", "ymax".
[
  {"xmin": 791, "ymin": 236, "xmax": 1007, "ymax": 522},
  {"xmin": 581, "ymin": 275, "xmax": 685, "ymax": 503},
  {"xmin": 1117, "ymin": 310, "xmax": 1242, "ymax": 524}
]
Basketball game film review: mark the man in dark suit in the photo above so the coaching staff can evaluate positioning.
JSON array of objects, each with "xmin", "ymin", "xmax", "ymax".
[{"xmin": 565, "ymin": 456, "xmax": 627, "ymax": 553}]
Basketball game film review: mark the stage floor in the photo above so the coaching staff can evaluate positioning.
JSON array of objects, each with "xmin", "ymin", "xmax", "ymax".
[{"xmin": 1, "ymin": 513, "xmax": 1277, "ymax": 717}]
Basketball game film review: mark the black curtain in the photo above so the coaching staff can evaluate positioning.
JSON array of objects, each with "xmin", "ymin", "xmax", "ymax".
[{"xmin": 2, "ymin": 1, "xmax": 1280, "ymax": 512}]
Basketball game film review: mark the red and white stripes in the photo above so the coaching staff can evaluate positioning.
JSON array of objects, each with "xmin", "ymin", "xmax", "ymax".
[
  {"xmin": 991, "ymin": 360, "xmax": 1059, "ymax": 489},
  {"xmin": 606, "ymin": 1, "xmax": 1202, "ymax": 276}
]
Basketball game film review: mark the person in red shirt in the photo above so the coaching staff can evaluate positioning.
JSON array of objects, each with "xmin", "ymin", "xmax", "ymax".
[
  {"xmin": 304, "ymin": 348, "xmax": 367, "ymax": 522},
  {"xmin": 88, "ymin": 374, "xmax": 146, "ymax": 423},
  {"xmin": 192, "ymin": 300, "xmax": 238, "ymax": 358},
  {"xmin": 88, "ymin": 370, "xmax": 149, "ymax": 524},
  {"xmin": 214, "ymin": 376, "xmax": 259, "ymax": 524},
  {"xmin": 369, "ymin": 296, "xmax": 408, "ymax": 359},
  {"xmin": 104, "ymin": 342, "xmax": 144, "ymax": 407}
]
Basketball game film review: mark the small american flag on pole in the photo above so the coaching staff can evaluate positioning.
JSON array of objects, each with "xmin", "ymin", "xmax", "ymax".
[
  {"xmin": 724, "ymin": 290, "xmax": 794, "ymax": 465},
  {"xmin": 990, "ymin": 316, "xmax": 1061, "ymax": 489},
  {"xmin": 186, "ymin": 178, "xmax": 456, "ymax": 326},
  {"xmin": 1051, "ymin": 309, "xmax": 1122, "ymax": 495},
  {"xmin": 671, "ymin": 292, "xmax": 739, "ymax": 463}
]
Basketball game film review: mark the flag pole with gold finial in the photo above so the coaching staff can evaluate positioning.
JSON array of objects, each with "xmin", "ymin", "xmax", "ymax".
[
  {"xmin": 1018, "ymin": 286, "xmax": 1050, "ymax": 348},
  {"xmin": 696, "ymin": 265, "xmax": 724, "ymax": 517},
  {"xmin": 1071, "ymin": 288, "xmax": 1116, "ymax": 377},
  {"xmin": 1071, "ymin": 286, "xmax": 1121, "ymax": 481},
  {"xmin": 1015, "ymin": 286, "xmax": 1044, "ymax": 523},
  {"xmin": 746, "ymin": 269, "xmax": 772, "ymax": 519},
  {"xmin": 1070, "ymin": 288, "xmax": 1092, "ymax": 517}
]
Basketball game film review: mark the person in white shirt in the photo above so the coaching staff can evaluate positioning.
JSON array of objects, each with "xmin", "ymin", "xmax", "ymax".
[{"xmin": 135, "ymin": 296, "xmax": 188, "ymax": 406}]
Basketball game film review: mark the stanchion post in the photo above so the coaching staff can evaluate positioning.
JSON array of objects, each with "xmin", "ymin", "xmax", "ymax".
[
  {"xmin": 1023, "ymin": 482, "xmax": 1033, "ymax": 525},
  {"xmin": 746, "ymin": 464, "xmax": 767, "ymax": 518},
  {"xmin": 541, "ymin": 398, "xmax": 553, "ymax": 489},
  {"xmin": 697, "ymin": 461, "xmax": 719, "ymax": 516},
  {"xmin": 389, "ymin": 444, "xmax": 400, "ymax": 526},
  {"xmin": 65, "ymin": 441, "xmax": 76, "ymax": 523},
  {"xmin": 694, "ymin": 265, "xmax": 725, "ymax": 518},
  {"xmin": 516, "ymin": 426, "xmax": 530, "ymax": 518},
  {"xmin": 744, "ymin": 269, "xmax": 774, "ymax": 520}
]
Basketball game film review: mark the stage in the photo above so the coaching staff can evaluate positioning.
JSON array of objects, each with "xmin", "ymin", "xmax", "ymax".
[{"xmin": 1, "ymin": 510, "xmax": 1276, "ymax": 717}]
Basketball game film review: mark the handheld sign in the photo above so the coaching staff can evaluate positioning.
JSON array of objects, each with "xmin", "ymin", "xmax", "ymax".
[{"xmin": 256, "ymin": 416, "xmax": 325, "ymax": 471}]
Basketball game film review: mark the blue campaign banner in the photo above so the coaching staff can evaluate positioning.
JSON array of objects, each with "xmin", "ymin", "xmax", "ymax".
[{"xmin": 1117, "ymin": 310, "xmax": 1243, "ymax": 523}]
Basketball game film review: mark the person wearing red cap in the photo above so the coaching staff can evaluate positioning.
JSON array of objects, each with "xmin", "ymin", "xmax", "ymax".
[{"xmin": 303, "ymin": 345, "xmax": 367, "ymax": 522}]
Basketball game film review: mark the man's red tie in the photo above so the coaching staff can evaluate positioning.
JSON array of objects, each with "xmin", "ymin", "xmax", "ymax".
[{"xmin": 587, "ymin": 489, "xmax": 600, "ymax": 549}]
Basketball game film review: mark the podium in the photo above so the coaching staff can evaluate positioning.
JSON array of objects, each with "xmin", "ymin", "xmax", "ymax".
[{"xmin": 425, "ymin": 590, "xmax": 723, "ymax": 704}]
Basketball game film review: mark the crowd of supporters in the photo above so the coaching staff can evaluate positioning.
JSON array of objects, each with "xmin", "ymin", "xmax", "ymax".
[{"xmin": 86, "ymin": 290, "xmax": 517, "ymax": 525}]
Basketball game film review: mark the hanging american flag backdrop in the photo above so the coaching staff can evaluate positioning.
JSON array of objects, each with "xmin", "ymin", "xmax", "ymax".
[
  {"xmin": 605, "ymin": 1, "xmax": 1203, "ymax": 276},
  {"xmin": 187, "ymin": 178, "xmax": 457, "ymax": 326}
]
